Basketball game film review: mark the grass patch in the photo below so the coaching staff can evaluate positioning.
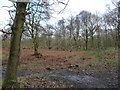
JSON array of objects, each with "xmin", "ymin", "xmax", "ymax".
[
  {"xmin": 88, "ymin": 48, "xmax": 117, "ymax": 65},
  {"xmin": 89, "ymin": 50, "xmax": 102, "ymax": 61},
  {"xmin": 89, "ymin": 48, "xmax": 115, "ymax": 59}
]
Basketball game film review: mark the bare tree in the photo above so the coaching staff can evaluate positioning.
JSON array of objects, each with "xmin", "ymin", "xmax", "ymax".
[
  {"xmin": 79, "ymin": 10, "xmax": 91, "ymax": 50},
  {"xmin": 66, "ymin": 16, "xmax": 74, "ymax": 39},
  {"xmin": 2, "ymin": 2, "xmax": 28, "ymax": 89},
  {"xmin": 103, "ymin": 8, "xmax": 118, "ymax": 49},
  {"xmin": 43, "ymin": 24, "xmax": 53, "ymax": 49},
  {"xmin": 57, "ymin": 18, "xmax": 66, "ymax": 50},
  {"xmin": 74, "ymin": 15, "xmax": 81, "ymax": 49},
  {"xmin": 88, "ymin": 14, "xmax": 100, "ymax": 49},
  {"xmin": 24, "ymin": 1, "xmax": 50, "ymax": 54}
]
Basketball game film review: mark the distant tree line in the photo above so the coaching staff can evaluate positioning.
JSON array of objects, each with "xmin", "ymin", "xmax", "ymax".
[{"xmin": 20, "ymin": 7, "xmax": 119, "ymax": 51}]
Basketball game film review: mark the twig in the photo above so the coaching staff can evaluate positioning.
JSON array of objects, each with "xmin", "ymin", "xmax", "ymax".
[
  {"xmin": 58, "ymin": 0, "xmax": 69, "ymax": 14},
  {"xmin": 8, "ymin": 10, "xmax": 15, "ymax": 21},
  {"xmin": 0, "ymin": 29, "xmax": 12, "ymax": 34}
]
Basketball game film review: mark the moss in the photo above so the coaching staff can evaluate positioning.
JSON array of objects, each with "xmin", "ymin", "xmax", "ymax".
[{"xmin": 2, "ymin": 79, "xmax": 20, "ymax": 89}]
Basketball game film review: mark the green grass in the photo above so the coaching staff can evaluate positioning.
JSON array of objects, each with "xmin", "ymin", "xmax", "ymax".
[
  {"xmin": 88, "ymin": 48, "xmax": 117, "ymax": 65},
  {"xmin": 89, "ymin": 48, "xmax": 115, "ymax": 59},
  {"xmin": 89, "ymin": 50, "xmax": 102, "ymax": 61}
]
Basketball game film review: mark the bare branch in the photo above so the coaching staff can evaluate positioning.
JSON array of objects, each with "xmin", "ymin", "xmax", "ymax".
[
  {"xmin": 58, "ymin": 0, "xmax": 69, "ymax": 14},
  {"xmin": 23, "ymin": 32, "xmax": 31, "ymax": 37},
  {"xmin": 8, "ymin": 10, "xmax": 15, "ymax": 21},
  {"xmin": 111, "ymin": 0, "xmax": 118, "ymax": 7},
  {"xmin": 2, "ymin": 5, "xmax": 14, "ymax": 8},
  {"xmin": 0, "ymin": 29, "xmax": 12, "ymax": 34},
  {"xmin": 57, "ymin": 0, "xmax": 67, "ymax": 5}
]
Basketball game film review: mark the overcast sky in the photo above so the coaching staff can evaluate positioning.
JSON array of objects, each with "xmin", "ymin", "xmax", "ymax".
[
  {"xmin": 0, "ymin": 0, "xmax": 115, "ymax": 29},
  {"xmin": 49, "ymin": 0, "xmax": 115, "ymax": 25}
]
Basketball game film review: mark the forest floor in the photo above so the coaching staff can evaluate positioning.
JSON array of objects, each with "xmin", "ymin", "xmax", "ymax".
[{"xmin": 1, "ymin": 48, "xmax": 119, "ymax": 88}]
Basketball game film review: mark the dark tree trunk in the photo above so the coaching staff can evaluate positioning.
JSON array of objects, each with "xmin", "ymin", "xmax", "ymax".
[
  {"xmin": 48, "ymin": 35, "xmax": 51, "ymax": 49},
  {"xmin": 32, "ymin": 36, "xmax": 39, "ymax": 55},
  {"xmin": 90, "ymin": 33, "xmax": 94, "ymax": 49},
  {"xmin": 33, "ymin": 40, "xmax": 38, "ymax": 54},
  {"xmin": 85, "ymin": 29, "xmax": 88, "ymax": 50},
  {"xmin": 31, "ymin": 15, "xmax": 39, "ymax": 55},
  {"xmin": 117, "ymin": 1, "xmax": 120, "ymax": 88},
  {"xmin": 118, "ymin": 1, "xmax": 120, "ymax": 50},
  {"xmin": 105, "ymin": 28, "xmax": 108, "ymax": 49},
  {"xmin": 2, "ymin": 2, "xmax": 27, "ymax": 89},
  {"xmin": 97, "ymin": 28, "xmax": 100, "ymax": 50},
  {"xmin": 69, "ymin": 29, "xmax": 72, "ymax": 39}
]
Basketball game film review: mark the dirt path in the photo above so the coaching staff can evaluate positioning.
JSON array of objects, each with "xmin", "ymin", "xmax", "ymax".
[
  {"xmin": 2, "ymin": 66, "xmax": 118, "ymax": 88},
  {"xmin": 46, "ymin": 70, "xmax": 108, "ymax": 88}
]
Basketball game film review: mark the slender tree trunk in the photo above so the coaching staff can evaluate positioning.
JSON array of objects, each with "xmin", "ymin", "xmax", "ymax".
[
  {"xmin": 105, "ymin": 28, "xmax": 108, "ymax": 49},
  {"xmin": 48, "ymin": 35, "xmax": 51, "ymax": 49},
  {"xmin": 34, "ymin": 40, "xmax": 38, "ymax": 54},
  {"xmin": 69, "ymin": 29, "xmax": 72, "ymax": 39},
  {"xmin": 85, "ymin": 29, "xmax": 88, "ymax": 50},
  {"xmin": 32, "ymin": 36, "xmax": 38, "ymax": 55},
  {"xmin": 97, "ymin": 28, "xmax": 100, "ymax": 50},
  {"xmin": 118, "ymin": 1, "xmax": 120, "ymax": 50},
  {"xmin": 2, "ymin": 2, "xmax": 27, "ymax": 89},
  {"xmin": 115, "ymin": 30, "xmax": 118, "ymax": 50},
  {"xmin": 90, "ymin": 34, "xmax": 94, "ymax": 49},
  {"xmin": 31, "ymin": 31, "xmax": 38, "ymax": 55},
  {"xmin": 31, "ymin": 15, "xmax": 39, "ymax": 55},
  {"xmin": 117, "ymin": 1, "xmax": 120, "ymax": 88}
]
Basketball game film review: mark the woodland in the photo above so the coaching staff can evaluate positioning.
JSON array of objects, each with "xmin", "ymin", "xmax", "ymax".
[{"xmin": 0, "ymin": 0, "xmax": 120, "ymax": 89}]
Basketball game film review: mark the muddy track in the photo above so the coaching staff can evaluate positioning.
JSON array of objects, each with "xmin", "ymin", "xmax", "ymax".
[
  {"xmin": 47, "ymin": 70, "xmax": 108, "ymax": 88},
  {"xmin": 2, "ymin": 67, "xmax": 118, "ymax": 88}
]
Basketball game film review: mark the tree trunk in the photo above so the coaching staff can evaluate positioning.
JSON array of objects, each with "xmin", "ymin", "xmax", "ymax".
[
  {"xmin": 90, "ymin": 34, "xmax": 94, "ymax": 49},
  {"xmin": 85, "ymin": 29, "xmax": 88, "ymax": 50},
  {"xmin": 118, "ymin": 1, "xmax": 120, "ymax": 50},
  {"xmin": 34, "ymin": 39, "xmax": 38, "ymax": 54},
  {"xmin": 105, "ymin": 28, "xmax": 108, "ymax": 49},
  {"xmin": 48, "ymin": 35, "xmax": 51, "ymax": 49},
  {"xmin": 69, "ymin": 29, "xmax": 72, "ymax": 39},
  {"xmin": 97, "ymin": 28, "xmax": 100, "ymax": 50},
  {"xmin": 2, "ymin": 2, "xmax": 27, "ymax": 89},
  {"xmin": 32, "ymin": 36, "xmax": 38, "ymax": 55},
  {"xmin": 30, "ymin": 15, "xmax": 39, "ymax": 55},
  {"xmin": 117, "ymin": 1, "xmax": 120, "ymax": 88}
]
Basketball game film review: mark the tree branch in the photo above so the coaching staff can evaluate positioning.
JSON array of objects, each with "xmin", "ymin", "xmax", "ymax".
[
  {"xmin": 58, "ymin": 0, "xmax": 69, "ymax": 14},
  {"xmin": 0, "ymin": 29, "xmax": 12, "ymax": 34}
]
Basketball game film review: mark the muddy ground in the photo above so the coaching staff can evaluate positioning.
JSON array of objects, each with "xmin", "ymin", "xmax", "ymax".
[{"xmin": 2, "ymin": 48, "xmax": 119, "ymax": 88}]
